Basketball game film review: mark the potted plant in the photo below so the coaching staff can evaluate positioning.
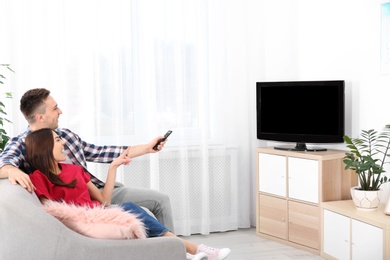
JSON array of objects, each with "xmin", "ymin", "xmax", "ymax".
[
  {"xmin": 0, "ymin": 64, "xmax": 13, "ymax": 152},
  {"xmin": 343, "ymin": 124, "xmax": 390, "ymax": 210}
]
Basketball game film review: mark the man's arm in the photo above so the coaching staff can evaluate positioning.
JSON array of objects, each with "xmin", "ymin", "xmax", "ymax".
[
  {"xmin": 126, "ymin": 136, "xmax": 167, "ymax": 158},
  {"xmin": 59, "ymin": 128, "xmax": 167, "ymax": 163},
  {"xmin": 0, "ymin": 130, "xmax": 34, "ymax": 192},
  {"xmin": 0, "ymin": 165, "xmax": 35, "ymax": 193}
]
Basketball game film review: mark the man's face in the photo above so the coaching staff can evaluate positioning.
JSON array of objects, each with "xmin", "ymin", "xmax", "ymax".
[{"xmin": 40, "ymin": 95, "xmax": 63, "ymax": 129}]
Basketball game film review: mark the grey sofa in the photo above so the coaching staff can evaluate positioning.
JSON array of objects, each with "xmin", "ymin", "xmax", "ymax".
[{"xmin": 0, "ymin": 179, "xmax": 186, "ymax": 260}]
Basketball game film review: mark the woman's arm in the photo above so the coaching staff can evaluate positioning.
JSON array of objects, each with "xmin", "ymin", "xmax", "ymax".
[{"xmin": 87, "ymin": 147, "xmax": 131, "ymax": 206}]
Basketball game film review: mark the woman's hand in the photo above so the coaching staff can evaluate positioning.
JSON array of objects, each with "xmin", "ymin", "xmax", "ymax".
[
  {"xmin": 100, "ymin": 147, "xmax": 132, "ymax": 206},
  {"xmin": 111, "ymin": 147, "xmax": 132, "ymax": 169}
]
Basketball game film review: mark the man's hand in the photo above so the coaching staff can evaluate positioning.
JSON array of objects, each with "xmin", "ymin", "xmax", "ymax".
[
  {"xmin": 148, "ymin": 136, "xmax": 167, "ymax": 153},
  {"xmin": 125, "ymin": 136, "xmax": 168, "ymax": 159},
  {"xmin": 1, "ymin": 165, "xmax": 35, "ymax": 193}
]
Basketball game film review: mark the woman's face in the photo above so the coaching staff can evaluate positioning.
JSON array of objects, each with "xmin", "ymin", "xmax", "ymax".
[{"xmin": 52, "ymin": 131, "xmax": 66, "ymax": 162}]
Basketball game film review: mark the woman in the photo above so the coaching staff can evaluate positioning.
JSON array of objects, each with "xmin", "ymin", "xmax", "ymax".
[{"xmin": 25, "ymin": 128, "xmax": 231, "ymax": 260}]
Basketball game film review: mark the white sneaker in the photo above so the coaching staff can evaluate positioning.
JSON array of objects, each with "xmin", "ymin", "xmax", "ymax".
[
  {"xmin": 186, "ymin": 252, "xmax": 208, "ymax": 260},
  {"xmin": 196, "ymin": 244, "xmax": 231, "ymax": 260}
]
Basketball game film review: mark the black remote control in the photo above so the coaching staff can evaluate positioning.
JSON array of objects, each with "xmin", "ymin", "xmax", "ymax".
[{"xmin": 153, "ymin": 130, "xmax": 172, "ymax": 150}]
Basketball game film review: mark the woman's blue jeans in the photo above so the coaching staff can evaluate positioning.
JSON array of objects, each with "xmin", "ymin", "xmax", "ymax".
[{"xmin": 120, "ymin": 201, "xmax": 169, "ymax": 237}]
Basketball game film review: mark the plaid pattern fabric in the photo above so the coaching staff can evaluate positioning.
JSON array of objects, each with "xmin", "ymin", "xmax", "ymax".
[{"xmin": 0, "ymin": 127, "xmax": 126, "ymax": 189}]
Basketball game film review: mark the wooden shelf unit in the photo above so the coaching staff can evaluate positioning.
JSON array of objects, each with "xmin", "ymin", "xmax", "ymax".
[
  {"xmin": 321, "ymin": 200, "xmax": 390, "ymax": 260},
  {"xmin": 256, "ymin": 147, "xmax": 357, "ymax": 254}
]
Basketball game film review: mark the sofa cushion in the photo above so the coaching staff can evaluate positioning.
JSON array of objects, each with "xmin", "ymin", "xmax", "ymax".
[{"xmin": 43, "ymin": 200, "xmax": 147, "ymax": 239}]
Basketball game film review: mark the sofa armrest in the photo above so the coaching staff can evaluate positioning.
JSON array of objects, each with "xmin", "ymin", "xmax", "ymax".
[{"xmin": 0, "ymin": 179, "xmax": 185, "ymax": 260}]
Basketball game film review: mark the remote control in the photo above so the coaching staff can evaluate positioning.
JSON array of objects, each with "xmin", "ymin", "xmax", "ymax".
[{"xmin": 153, "ymin": 130, "xmax": 172, "ymax": 150}]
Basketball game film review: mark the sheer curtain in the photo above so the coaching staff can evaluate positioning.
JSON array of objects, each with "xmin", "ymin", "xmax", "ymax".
[{"xmin": 0, "ymin": 0, "xmax": 253, "ymax": 235}]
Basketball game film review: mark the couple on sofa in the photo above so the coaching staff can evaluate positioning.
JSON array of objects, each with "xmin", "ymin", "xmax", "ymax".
[{"xmin": 0, "ymin": 88, "xmax": 231, "ymax": 260}]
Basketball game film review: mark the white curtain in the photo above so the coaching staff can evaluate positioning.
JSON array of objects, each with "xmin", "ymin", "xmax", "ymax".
[{"xmin": 0, "ymin": 0, "xmax": 254, "ymax": 235}]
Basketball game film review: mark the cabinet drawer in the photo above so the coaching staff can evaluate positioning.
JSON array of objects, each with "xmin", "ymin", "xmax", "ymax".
[
  {"xmin": 258, "ymin": 153, "xmax": 286, "ymax": 196},
  {"xmin": 288, "ymin": 157, "xmax": 318, "ymax": 203},
  {"xmin": 289, "ymin": 201, "xmax": 320, "ymax": 249},
  {"xmin": 259, "ymin": 194, "xmax": 287, "ymax": 240},
  {"xmin": 352, "ymin": 219, "xmax": 383, "ymax": 260}
]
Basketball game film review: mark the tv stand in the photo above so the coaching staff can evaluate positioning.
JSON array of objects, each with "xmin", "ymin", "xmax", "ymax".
[
  {"xmin": 256, "ymin": 147, "xmax": 357, "ymax": 255},
  {"xmin": 274, "ymin": 142, "xmax": 327, "ymax": 152}
]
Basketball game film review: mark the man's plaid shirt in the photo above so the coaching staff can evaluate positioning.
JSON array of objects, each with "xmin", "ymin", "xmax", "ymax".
[{"xmin": 0, "ymin": 127, "xmax": 126, "ymax": 188}]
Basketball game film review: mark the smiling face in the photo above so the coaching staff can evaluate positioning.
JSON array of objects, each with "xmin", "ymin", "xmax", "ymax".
[
  {"xmin": 40, "ymin": 96, "xmax": 63, "ymax": 130},
  {"xmin": 29, "ymin": 95, "xmax": 63, "ymax": 131},
  {"xmin": 52, "ymin": 131, "xmax": 66, "ymax": 162}
]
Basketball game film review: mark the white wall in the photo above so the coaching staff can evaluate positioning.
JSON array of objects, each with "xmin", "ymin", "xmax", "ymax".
[{"xmin": 248, "ymin": 0, "xmax": 390, "ymax": 225}]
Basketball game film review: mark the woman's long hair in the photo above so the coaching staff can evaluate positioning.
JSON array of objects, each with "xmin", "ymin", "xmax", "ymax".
[{"xmin": 25, "ymin": 128, "xmax": 76, "ymax": 187}]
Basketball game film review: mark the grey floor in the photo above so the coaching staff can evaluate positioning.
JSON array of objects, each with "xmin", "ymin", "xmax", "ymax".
[{"xmin": 181, "ymin": 227, "xmax": 325, "ymax": 260}]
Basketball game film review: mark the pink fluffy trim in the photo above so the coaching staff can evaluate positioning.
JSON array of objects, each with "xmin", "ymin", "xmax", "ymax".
[{"xmin": 43, "ymin": 200, "xmax": 147, "ymax": 239}]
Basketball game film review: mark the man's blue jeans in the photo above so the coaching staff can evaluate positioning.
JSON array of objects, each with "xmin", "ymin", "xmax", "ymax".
[{"xmin": 110, "ymin": 183, "xmax": 175, "ymax": 233}]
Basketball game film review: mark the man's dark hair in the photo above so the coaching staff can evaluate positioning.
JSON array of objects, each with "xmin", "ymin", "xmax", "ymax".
[{"xmin": 20, "ymin": 88, "xmax": 51, "ymax": 124}]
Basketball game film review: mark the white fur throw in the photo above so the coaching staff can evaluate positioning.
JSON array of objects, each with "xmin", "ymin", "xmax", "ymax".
[{"xmin": 43, "ymin": 200, "xmax": 147, "ymax": 239}]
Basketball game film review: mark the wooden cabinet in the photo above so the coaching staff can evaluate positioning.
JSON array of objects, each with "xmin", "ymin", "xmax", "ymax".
[
  {"xmin": 288, "ymin": 157, "xmax": 318, "ymax": 203},
  {"xmin": 323, "ymin": 208, "xmax": 350, "ymax": 259},
  {"xmin": 259, "ymin": 194, "xmax": 287, "ymax": 239},
  {"xmin": 322, "ymin": 200, "xmax": 389, "ymax": 260},
  {"xmin": 288, "ymin": 200, "xmax": 319, "ymax": 249},
  {"xmin": 256, "ymin": 147, "xmax": 357, "ymax": 254},
  {"xmin": 258, "ymin": 153, "xmax": 286, "ymax": 197}
]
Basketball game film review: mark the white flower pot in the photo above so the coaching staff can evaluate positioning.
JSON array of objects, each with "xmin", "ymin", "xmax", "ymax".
[{"xmin": 350, "ymin": 186, "xmax": 381, "ymax": 211}]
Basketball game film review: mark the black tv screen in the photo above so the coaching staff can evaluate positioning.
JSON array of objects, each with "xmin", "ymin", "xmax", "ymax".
[{"xmin": 256, "ymin": 80, "xmax": 345, "ymax": 151}]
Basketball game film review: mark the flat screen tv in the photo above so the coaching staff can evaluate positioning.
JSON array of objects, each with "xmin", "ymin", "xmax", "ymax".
[{"xmin": 256, "ymin": 80, "xmax": 345, "ymax": 151}]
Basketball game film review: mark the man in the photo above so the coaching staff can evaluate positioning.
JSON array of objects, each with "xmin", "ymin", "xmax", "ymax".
[{"xmin": 0, "ymin": 88, "xmax": 174, "ymax": 232}]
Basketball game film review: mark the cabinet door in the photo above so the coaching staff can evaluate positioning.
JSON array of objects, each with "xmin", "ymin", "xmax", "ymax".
[
  {"xmin": 259, "ymin": 194, "xmax": 288, "ymax": 240},
  {"xmin": 323, "ymin": 209, "xmax": 350, "ymax": 260},
  {"xmin": 288, "ymin": 157, "xmax": 318, "ymax": 203},
  {"xmin": 352, "ymin": 219, "xmax": 383, "ymax": 260},
  {"xmin": 258, "ymin": 153, "xmax": 286, "ymax": 196},
  {"xmin": 288, "ymin": 201, "xmax": 320, "ymax": 249}
]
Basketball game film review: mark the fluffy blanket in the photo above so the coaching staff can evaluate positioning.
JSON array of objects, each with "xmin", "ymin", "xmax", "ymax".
[{"xmin": 43, "ymin": 200, "xmax": 147, "ymax": 239}]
